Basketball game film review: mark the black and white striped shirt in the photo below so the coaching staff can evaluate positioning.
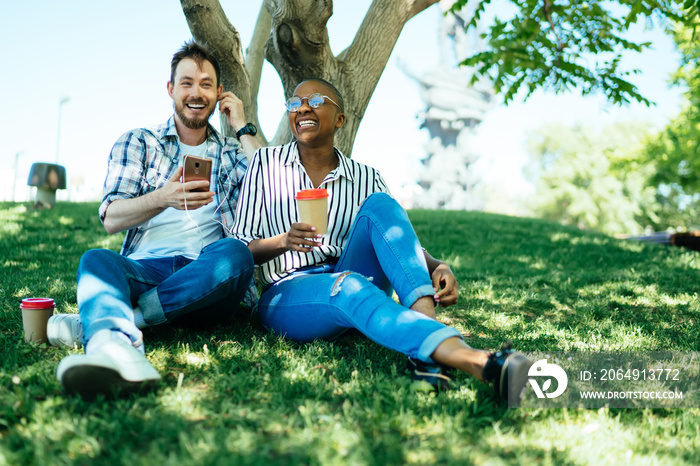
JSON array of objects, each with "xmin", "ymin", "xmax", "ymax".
[{"xmin": 232, "ymin": 142, "xmax": 390, "ymax": 287}]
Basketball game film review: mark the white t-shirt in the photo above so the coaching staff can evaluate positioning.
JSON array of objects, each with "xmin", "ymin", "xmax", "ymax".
[{"xmin": 127, "ymin": 141, "xmax": 223, "ymax": 260}]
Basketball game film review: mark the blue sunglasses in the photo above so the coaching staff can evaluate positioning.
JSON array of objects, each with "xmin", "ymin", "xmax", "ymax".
[{"xmin": 285, "ymin": 92, "xmax": 341, "ymax": 112}]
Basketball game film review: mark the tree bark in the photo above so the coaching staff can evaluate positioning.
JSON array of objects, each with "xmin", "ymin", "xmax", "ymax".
[
  {"xmin": 245, "ymin": 4, "xmax": 272, "ymax": 142},
  {"xmin": 181, "ymin": 0, "xmax": 439, "ymax": 156},
  {"xmin": 330, "ymin": 0, "xmax": 439, "ymax": 154},
  {"xmin": 180, "ymin": 0, "xmax": 262, "ymax": 141}
]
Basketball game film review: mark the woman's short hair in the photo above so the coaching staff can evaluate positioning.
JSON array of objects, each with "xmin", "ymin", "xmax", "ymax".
[{"xmin": 299, "ymin": 77, "xmax": 345, "ymax": 112}]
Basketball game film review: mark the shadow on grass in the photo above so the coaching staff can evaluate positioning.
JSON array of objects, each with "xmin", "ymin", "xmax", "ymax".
[
  {"xmin": 3, "ymin": 203, "xmax": 700, "ymax": 464},
  {"xmin": 0, "ymin": 202, "xmax": 124, "ymax": 325},
  {"xmin": 3, "ymin": 310, "xmax": 699, "ymax": 464},
  {"xmin": 410, "ymin": 209, "xmax": 700, "ymax": 352}
]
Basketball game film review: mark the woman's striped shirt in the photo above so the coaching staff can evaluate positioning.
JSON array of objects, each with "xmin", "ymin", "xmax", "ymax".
[{"xmin": 232, "ymin": 142, "xmax": 390, "ymax": 287}]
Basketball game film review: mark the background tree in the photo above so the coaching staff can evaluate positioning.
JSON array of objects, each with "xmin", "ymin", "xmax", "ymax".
[
  {"xmin": 180, "ymin": 1, "xmax": 698, "ymax": 160},
  {"xmin": 181, "ymin": 0, "xmax": 440, "ymax": 156},
  {"xmin": 642, "ymin": 22, "xmax": 700, "ymax": 228},
  {"xmin": 527, "ymin": 121, "xmax": 659, "ymax": 234},
  {"xmin": 448, "ymin": 0, "xmax": 699, "ymax": 104}
]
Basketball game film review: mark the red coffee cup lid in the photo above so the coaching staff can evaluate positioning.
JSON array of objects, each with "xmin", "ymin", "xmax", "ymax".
[
  {"xmin": 295, "ymin": 189, "xmax": 329, "ymax": 200},
  {"xmin": 20, "ymin": 298, "xmax": 55, "ymax": 309}
]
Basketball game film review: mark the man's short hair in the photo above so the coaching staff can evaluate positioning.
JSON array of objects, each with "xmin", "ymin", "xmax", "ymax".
[{"xmin": 171, "ymin": 41, "xmax": 221, "ymax": 87}]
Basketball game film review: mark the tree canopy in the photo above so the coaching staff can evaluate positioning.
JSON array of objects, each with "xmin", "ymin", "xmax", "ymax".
[
  {"xmin": 639, "ymin": 21, "xmax": 700, "ymax": 228},
  {"xmin": 528, "ymin": 19, "xmax": 700, "ymax": 233},
  {"xmin": 449, "ymin": 0, "xmax": 700, "ymax": 105},
  {"xmin": 644, "ymin": 23, "xmax": 700, "ymax": 192}
]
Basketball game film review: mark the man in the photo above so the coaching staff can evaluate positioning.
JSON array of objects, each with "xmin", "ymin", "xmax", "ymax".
[{"xmin": 50, "ymin": 41, "xmax": 262, "ymax": 398}]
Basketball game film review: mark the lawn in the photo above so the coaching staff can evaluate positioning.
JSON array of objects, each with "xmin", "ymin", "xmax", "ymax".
[{"xmin": 1, "ymin": 201, "xmax": 699, "ymax": 465}]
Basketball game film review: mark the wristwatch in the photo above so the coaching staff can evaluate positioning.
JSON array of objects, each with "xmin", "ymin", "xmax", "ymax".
[{"xmin": 235, "ymin": 123, "xmax": 257, "ymax": 140}]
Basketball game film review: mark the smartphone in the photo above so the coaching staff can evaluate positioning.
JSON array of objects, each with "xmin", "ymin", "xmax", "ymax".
[{"xmin": 183, "ymin": 155, "xmax": 212, "ymax": 192}]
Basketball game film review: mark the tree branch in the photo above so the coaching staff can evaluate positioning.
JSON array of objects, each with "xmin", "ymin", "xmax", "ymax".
[
  {"xmin": 264, "ymin": 0, "xmax": 339, "ymax": 146},
  {"xmin": 263, "ymin": 0, "xmax": 439, "ymax": 155},
  {"xmin": 542, "ymin": 0, "xmax": 563, "ymax": 50},
  {"xmin": 336, "ymin": 0, "xmax": 440, "ymax": 151},
  {"xmin": 345, "ymin": 0, "xmax": 437, "ymax": 111},
  {"xmin": 180, "ymin": 0, "xmax": 258, "ymax": 138},
  {"xmin": 246, "ymin": 3, "xmax": 272, "ymax": 143}
]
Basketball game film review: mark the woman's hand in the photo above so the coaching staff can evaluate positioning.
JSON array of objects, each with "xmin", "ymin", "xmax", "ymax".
[
  {"xmin": 248, "ymin": 223, "xmax": 323, "ymax": 265},
  {"xmin": 285, "ymin": 223, "xmax": 323, "ymax": 252},
  {"xmin": 431, "ymin": 262, "xmax": 458, "ymax": 307}
]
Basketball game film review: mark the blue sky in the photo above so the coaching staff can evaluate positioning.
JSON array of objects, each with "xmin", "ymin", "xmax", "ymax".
[{"xmin": 1, "ymin": 1, "xmax": 682, "ymax": 210}]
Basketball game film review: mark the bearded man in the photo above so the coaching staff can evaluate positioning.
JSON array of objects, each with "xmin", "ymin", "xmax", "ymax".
[{"xmin": 51, "ymin": 41, "xmax": 261, "ymax": 398}]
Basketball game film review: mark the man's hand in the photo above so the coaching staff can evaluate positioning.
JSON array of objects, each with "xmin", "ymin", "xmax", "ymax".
[
  {"xmin": 285, "ymin": 223, "xmax": 322, "ymax": 252},
  {"xmin": 159, "ymin": 166, "xmax": 214, "ymax": 211},
  {"xmin": 103, "ymin": 167, "xmax": 215, "ymax": 234},
  {"xmin": 431, "ymin": 262, "xmax": 458, "ymax": 307},
  {"xmin": 218, "ymin": 91, "xmax": 262, "ymax": 159},
  {"xmin": 218, "ymin": 91, "xmax": 246, "ymax": 132}
]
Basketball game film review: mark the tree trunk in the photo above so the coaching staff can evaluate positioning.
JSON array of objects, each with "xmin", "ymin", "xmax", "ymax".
[{"xmin": 181, "ymin": 0, "xmax": 439, "ymax": 157}]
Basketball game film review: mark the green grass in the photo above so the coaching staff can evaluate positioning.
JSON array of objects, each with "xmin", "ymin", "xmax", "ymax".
[{"xmin": 1, "ymin": 202, "xmax": 699, "ymax": 465}]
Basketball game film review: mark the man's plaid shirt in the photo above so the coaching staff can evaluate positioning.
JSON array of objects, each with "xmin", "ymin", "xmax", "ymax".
[
  {"xmin": 99, "ymin": 115, "xmax": 249, "ymax": 257},
  {"xmin": 98, "ymin": 115, "xmax": 256, "ymax": 309}
]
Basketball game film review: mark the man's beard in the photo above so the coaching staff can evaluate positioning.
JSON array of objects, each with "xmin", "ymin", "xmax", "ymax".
[{"xmin": 174, "ymin": 99, "xmax": 215, "ymax": 130}]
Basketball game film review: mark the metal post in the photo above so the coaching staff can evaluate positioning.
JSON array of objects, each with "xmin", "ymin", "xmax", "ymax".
[
  {"xmin": 13, "ymin": 151, "xmax": 23, "ymax": 202},
  {"xmin": 56, "ymin": 97, "xmax": 70, "ymax": 164}
]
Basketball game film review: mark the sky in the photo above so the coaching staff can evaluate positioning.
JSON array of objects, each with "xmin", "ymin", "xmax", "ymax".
[{"xmin": 0, "ymin": 1, "xmax": 683, "ymax": 213}]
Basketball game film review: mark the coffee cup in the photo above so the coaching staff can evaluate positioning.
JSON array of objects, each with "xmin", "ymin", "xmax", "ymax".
[
  {"xmin": 295, "ymin": 189, "xmax": 329, "ymax": 235},
  {"xmin": 20, "ymin": 298, "xmax": 55, "ymax": 344}
]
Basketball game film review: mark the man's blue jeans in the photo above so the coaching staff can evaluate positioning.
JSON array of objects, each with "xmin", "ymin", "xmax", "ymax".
[
  {"xmin": 77, "ymin": 238, "xmax": 254, "ymax": 348},
  {"xmin": 259, "ymin": 193, "xmax": 461, "ymax": 363}
]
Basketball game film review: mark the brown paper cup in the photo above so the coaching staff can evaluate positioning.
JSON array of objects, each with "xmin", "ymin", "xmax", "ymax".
[
  {"xmin": 295, "ymin": 189, "xmax": 329, "ymax": 235},
  {"xmin": 20, "ymin": 298, "xmax": 55, "ymax": 344}
]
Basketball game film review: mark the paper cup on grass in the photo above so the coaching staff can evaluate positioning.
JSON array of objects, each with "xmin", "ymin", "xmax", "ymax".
[
  {"xmin": 20, "ymin": 298, "xmax": 55, "ymax": 344},
  {"xmin": 295, "ymin": 189, "xmax": 329, "ymax": 235}
]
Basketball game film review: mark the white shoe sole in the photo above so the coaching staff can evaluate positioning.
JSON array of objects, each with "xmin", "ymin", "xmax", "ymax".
[
  {"xmin": 57, "ymin": 340, "xmax": 160, "ymax": 399},
  {"xmin": 47, "ymin": 314, "xmax": 83, "ymax": 348}
]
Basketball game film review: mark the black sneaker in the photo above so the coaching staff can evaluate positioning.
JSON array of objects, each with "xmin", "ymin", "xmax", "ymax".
[
  {"xmin": 482, "ymin": 342, "xmax": 532, "ymax": 406},
  {"xmin": 407, "ymin": 357, "xmax": 451, "ymax": 392}
]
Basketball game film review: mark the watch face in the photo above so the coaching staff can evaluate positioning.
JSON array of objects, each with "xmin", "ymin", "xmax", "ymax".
[{"xmin": 237, "ymin": 123, "xmax": 257, "ymax": 139}]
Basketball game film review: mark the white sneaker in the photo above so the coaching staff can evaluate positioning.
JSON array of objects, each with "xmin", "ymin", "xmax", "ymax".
[
  {"xmin": 57, "ymin": 331, "xmax": 160, "ymax": 399},
  {"xmin": 47, "ymin": 314, "xmax": 84, "ymax": 348}
]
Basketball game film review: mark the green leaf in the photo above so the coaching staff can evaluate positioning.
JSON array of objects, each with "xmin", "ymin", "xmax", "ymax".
[{"xmin": 447, "ymin": 0, "xmax": 694, "ymax": 106}]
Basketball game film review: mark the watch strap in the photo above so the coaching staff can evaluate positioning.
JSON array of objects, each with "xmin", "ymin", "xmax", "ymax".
[{"xmin": 235, "ymin": 123, "xmax": 257, "ymax": 140}]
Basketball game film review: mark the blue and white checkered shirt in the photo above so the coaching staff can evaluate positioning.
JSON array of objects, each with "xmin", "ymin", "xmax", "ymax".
[
  {"xmin": 100, "ymin": 116, "xmax": 257, "ymax": 309},
  {"xmin": 100, "ymin": 116, "xmax": 249, "ymax": 257}
]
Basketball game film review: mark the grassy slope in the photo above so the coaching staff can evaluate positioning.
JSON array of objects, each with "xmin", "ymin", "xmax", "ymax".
[{"xmin": 0, "ymin": 202, "xmax": 698, "ymax": 465}]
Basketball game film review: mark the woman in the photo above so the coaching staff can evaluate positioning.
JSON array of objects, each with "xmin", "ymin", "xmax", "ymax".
[{"xmin": 232, "ymin": 78, "xmax": 531, "ymax": 404}]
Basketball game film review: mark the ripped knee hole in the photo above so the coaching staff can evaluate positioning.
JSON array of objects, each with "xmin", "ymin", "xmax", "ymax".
[{"xmin": 330, "ymin": 271, "xmax": 373, "ymax": 296}]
